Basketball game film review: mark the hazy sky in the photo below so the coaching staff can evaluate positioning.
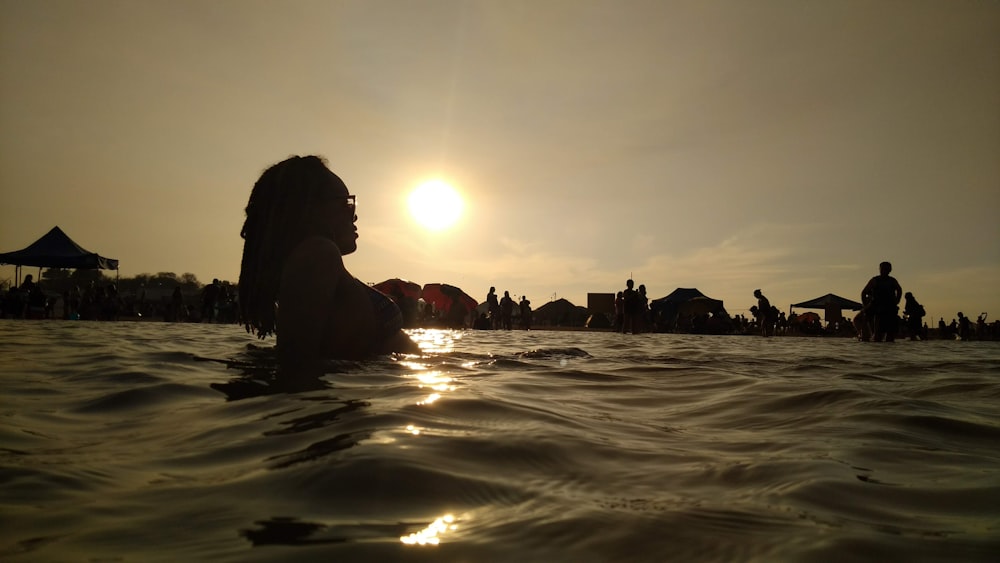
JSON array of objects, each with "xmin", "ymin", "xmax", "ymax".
[{"xmin": 2, "ymin": 0, "xmax": 998, "ymax": 321}]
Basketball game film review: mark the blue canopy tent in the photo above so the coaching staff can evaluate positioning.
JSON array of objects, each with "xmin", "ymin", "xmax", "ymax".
[
  {"xmin": 0, "ymin": 226, "xmax": 119, "ymax": 286},
  {"xmin": 649, "ymin": 288, "xmax": 725, "ymax": 331}
]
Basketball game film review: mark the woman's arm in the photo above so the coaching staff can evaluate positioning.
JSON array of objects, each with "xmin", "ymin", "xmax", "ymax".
[{"xmin": 382, "ymin": 330, "xmax": 422, "ymax": 355}]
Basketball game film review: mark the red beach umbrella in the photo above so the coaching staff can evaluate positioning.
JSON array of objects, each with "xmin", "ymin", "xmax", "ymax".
[
  {"xmin": 373, "ymin": 278, "xmax": 421, "ymax": 302},
  {"xmin": 421, "ymin": 283, "xmax": 478, "ymax": 316}
]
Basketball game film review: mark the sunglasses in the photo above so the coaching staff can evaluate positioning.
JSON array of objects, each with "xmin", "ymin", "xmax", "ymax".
[{"xmin": 337, "ymin": 194, "xmax": 357, "ymax": 214}]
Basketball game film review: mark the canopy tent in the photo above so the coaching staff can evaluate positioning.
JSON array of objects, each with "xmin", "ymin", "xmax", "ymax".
[
  {"xmin": 677, "ymin": 296, "xmax": 725, "ymax": 316},
  {"xmin": 533, "ymin": 298, "xmax": 589, "ymax": 327},
  {"xmin": 649, "ymin": 288, "xmax": 725, "ymax": 332},
  {"xmin": 790, "ymin": 293, "xmax": 863, "ymax": 323},
  {"xmin": 0, "ymin": 226, "xmax": 119, "ymax": 286},
  {"xmin": 650, "ymin": 288, "xmax": 725, "ymax": 315}
]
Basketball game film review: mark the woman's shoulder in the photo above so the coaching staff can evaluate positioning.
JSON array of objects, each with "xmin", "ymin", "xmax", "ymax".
[{"xmin": 287, "ymin": 236, "xmax": 343, "ymax": 263}]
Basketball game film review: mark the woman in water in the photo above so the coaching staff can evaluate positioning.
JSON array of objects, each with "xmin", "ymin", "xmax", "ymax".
[{"xmin": 239, "ymin": 155, "xmax": 419, "ymax": 374}]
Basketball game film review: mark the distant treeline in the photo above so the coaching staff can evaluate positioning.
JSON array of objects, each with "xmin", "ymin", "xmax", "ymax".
[{"xmin": 21, "ymin": 268, "xmax": 235, "ymax": 298}]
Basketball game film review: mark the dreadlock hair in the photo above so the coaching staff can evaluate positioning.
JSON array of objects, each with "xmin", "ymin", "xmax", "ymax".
[{"xmin": 239, "ymin": 155, "xmax": 347, "ymax": 339}]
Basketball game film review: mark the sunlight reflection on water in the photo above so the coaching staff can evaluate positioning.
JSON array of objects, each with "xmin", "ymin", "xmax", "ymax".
[
  {"xmin": 400, "ymin": 514, "xmax": 458, "ymax": 546},
  {"xmin": 410, "ymin": 328, "xmax": 460, "ymax": 354}
]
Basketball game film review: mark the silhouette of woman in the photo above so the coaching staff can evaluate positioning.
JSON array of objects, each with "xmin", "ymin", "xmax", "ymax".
[{"xmin": 239, "ymin": 156, "xmax": 418, "ymax": 374}]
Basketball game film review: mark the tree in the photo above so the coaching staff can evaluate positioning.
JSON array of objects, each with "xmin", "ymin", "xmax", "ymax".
[
  {"xmin": 155, "ymin": 272, "xmax": 179, "ymax": 284},
  {"xmin": 69, "ymin": 269, "xmax": 105, "ymax": 287},
  {"xmin": 180, "ymin": 272, "xmax": 201, "ymax": 289}
]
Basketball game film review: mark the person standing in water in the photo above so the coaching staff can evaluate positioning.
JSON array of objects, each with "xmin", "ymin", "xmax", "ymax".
[
  {"xmin": 499, "ymin": 290, "xmax": 515, "ymax": 330},
  {"xmin": 486, "ymin": 286, "xmax": 500, "ymax": 330},
  {"xmin": 861, "ymin": 261, "xmax": 903, "ymax": 342},
  {"xmin": 519, "ymin": 295, "xmax": 532, "ymax": 330},
  {"xmin": 238, "ymin": 155, "xmax": 418, "ymax": 375},
  {"xmin": 903, "ymin": 291, "xmax": 926, "ymax": 341},
  {"xmin": 753, "ymin": 289, "xmax": 774, "ymax": 337},
  {"xmin": 622, "ymin": 280, "xmax": 639, "ymax": 334}
]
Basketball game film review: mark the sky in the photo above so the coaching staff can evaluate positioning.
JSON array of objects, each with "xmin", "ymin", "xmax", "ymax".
[{"xmin": 1, "ymin": 0, "xmax": 998, "ymax": 323}]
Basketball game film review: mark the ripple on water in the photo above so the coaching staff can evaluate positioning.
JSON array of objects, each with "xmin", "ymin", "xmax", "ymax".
[{"xmin": 0, "ymin": 323, "xmax": 998, "ymax": 562}]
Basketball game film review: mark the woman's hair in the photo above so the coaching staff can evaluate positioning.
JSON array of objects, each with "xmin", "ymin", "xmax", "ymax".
[{"xmin": 238, "ymin": 155, "xmax": 344, "ymax": 339}]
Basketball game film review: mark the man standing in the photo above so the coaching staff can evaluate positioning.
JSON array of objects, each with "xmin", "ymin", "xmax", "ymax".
[
  {"xmin": 753, "ymin": 289, "xmax": 774, "ymax": 337},
  {"xmin": 903, "ymin": 292, "xmax": 926, "ymax": 341},
  {"xmin": 519, "ymin": 296, "xmax": 532, "ymax": 330},
  {"xmin": 486, "ymin": 287, "xmax": 500, "ymax": 330},
  {"xmin": 622, "ymin": 280, "xmax": 639, "ymax": 334},
  {"xmin": 499, "ymin": 290, "xmax": 514, "ymax": 330},
  {"xmin": 861, "ymin": 261, "xmax": 903, "ymax": 342},
  {"xmin": 201, "ymin": 279, "xmax": 221, "ymax": 323}
]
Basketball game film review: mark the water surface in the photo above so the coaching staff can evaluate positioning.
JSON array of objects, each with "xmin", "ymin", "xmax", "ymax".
[{"xmin": 1, "ymin": 320, "xmax": 998, "ymax": 562}]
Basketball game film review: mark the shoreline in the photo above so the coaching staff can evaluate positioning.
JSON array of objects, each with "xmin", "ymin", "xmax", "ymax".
[{"xmin": 4, "ymin": 317, "xmax": 986, "ymax": 341}]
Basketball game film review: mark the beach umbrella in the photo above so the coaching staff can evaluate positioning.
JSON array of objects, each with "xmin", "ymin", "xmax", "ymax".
[
  {"xmin": 795, "ymin": 311, "xmax": 821, "ymax": 323},
  {"xmin": 420, "ymin": 283, "xmax": 478, "ymax": 316},
  {"xmin": 373, "ymin": 278, "xmax": 421, "ymax": 301}
]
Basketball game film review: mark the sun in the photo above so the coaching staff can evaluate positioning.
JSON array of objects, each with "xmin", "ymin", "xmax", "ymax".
[{"xmin": 408, "ymin": 180, "xmax": 464, "ymax": 231}]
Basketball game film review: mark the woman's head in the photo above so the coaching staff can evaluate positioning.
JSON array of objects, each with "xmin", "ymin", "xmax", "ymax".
[
  {"xmin": 239, "ymin": 155, "xmax": 357, "ymax": 338},
  {"xmin": 242, "ymin": 156, "xmax": 356, "ymax": 251}
]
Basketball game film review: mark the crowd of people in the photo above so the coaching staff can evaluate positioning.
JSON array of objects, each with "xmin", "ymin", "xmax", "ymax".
[
  {"xmin": 4, "ymin": 256, "xmax": 997, "ymax": 344},
  {"xmin": 0, "ymin": 275, "xmax": 240, "ymax": 324},
  {"xmin": 749, "ymin": 262, "xmax": 999, "ymax": 341},
  {"xmin": 580, "ymin": 263, "xmax": 1000, "ymax": 342},
  {"xmin": 472, "ymin": 286, "xmax": 532, "ymax": 330}
]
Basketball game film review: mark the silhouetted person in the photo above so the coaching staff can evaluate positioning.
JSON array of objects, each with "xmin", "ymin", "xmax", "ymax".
[
  {"xmin": 68, "ymin": 285, "xmax": 81, "ymax": 320},
  {"xmin": 903, "ymin": 292, "xmax": 925, "ymax": 341},
  {"xmin": 445, "ymin": 300, "xmax": 468, "ymax": 329},
  {"xmin": 614, "ymin": 291, "xmax": 624, "ymax": 331},
  {"xmin": 473, "ymin": 312, "xmax": 491, "ymax": 330},
  {"xmin": 238, "ymin": 155, "xmax": 417, "ymax": 376},
  {"xmin": 957, "ymin": 312, "xmax": 971, "ymax": 340},
  {"xmin": 21, "ymin": 274, "xmax": 36, "ymax": 293},
  {"xmin": 519, "ymin": 296, "xmax": 532, "ymax": 330},
  {"xmin": 622, "ymin": 280, "xmax": 640, "ymax": 334},
  {"xmin": 15, "ymin": 274, "xmax": 37, "ymax": 318},
  {"xmin": 170, "ymin": 286, "xmax": 184, "ymax": 322},
  {"xmin": 753, "ymin": 289, "xmax": 774, "ymax": 336},
  {"xmin": 861, "ymin": 261, "xmax": 902, "ymax": 342},
  {"xmin": 637, "ymin": 284, "xmax": 650, "ymax": 333},
  {"xmin": 26, "ymin": 280, "xmax": 47, "ymax": 319},
  {"xmin": 201, "ymin": 278, "xmax": 221, "ymax": 323},
  {"xmin": 486, "ymin": 286, "xmax": 500, "ymax": 329},
  {"xmin": 499, "ymin": 290, "xmax": 514, "ymax": 330}
]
